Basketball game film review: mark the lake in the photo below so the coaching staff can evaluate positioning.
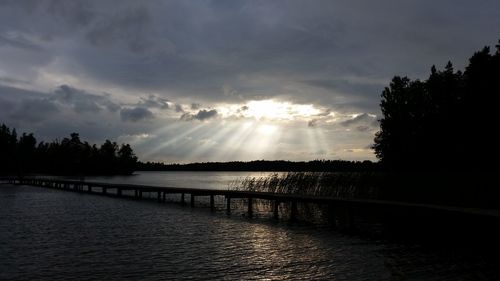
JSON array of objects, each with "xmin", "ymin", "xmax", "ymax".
[
  {"xmin": 1, "ymin": 171, "xmax": 499, "ymax": 280},
  {"xmin": 83, "ymin": 171, "xmax": 284, "ymax": 189}
]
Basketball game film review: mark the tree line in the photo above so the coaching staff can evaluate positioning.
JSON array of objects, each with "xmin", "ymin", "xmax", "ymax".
[
  {"xmin": 138, "ymin": 160, "xmax": 379, "ymax": 172},
  {"xmin": 374, "ymin": 40, "xmax": 500, "ymax": 172},
  {"xmin": 0, "ymin": 124, "xmax": 138, "ymax": 175}
]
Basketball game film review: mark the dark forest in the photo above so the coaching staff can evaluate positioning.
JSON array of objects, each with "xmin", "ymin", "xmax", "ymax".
[
  {"xmin": 0, "ymin": 126, "xmax": 137, "ymax": 175},
  {"xmin": 374, "ymin": 40, "xmax": 500, "ymax": 172}
]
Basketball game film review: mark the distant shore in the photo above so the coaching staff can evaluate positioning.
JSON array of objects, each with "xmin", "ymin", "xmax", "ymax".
[{"xmin": 137, "ymin": 159, "xmax": 379, "ymax": 172}]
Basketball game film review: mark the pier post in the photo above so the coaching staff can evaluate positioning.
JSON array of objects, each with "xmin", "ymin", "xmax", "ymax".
[
  {"xmin": 248, "ymin": 197, "xmax": 253, "ymax": 217},
  {"xmin": 181, "ymin": 193, "xmax": 185, "ymax": 204},
  {"xmin": 103, "ymin": 187, "xmax": 107, "ymax": 195},
  {"xmin": 210, "ymin": 195, "xmax": 215, "ymax": 212},
  {"xmin": 139, "ymin": 190, "xmax": 143, "ymax": 199},
  {"xmin": 157, "ymin": 191, "xmax": 161, "ymax": 203},
  {"xmin": 290, "ymin": 201, "xmax": 298, "ymax": 221},
  {"xmin": 190, "ymin": 194, "xmax": 195, "ymax": 207},
  {"xmin": 273, "ymin": 200, "xmax": 280, "ymax": 219},
  {"xmin": 162, "ymin": 192, "xmax": 166, "ymax": 202},
  {"xmin": 88, "ymin": 185, "xmax": 92, "ymax": 193},
  {"xmin": 134, "ymin": 189, "xmax": 138, "ymax": 198},
  {"xmin": 117, "ymin": 188, "xmax": 122, "ymax": 197},
  {"xmin": 226, "ymin": 197, "xmax": 231, "ymax": 214}
]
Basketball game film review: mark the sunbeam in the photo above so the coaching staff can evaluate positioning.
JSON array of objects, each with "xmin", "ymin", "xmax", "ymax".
[
  {"xmin": 185, "ymin": 121, "xmax": 238, "ymax": 160},
  {"xmin": 142, "ymin": 122, "xmax": 205, "ymax": 158}
]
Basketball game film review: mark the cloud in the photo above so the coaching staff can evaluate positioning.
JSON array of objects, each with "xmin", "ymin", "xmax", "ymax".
[
  {"xmin": 180, "ymin": 109, "xmax": 218, "ymax": 121},
  {"xmin": 0, "ymin": 33, "xmax": 43, "ymax": 52},
  {"xmin": 120, "ymin": 106, "xmax": 154, "ymax": 122},
  {"xmin": 10, "ymin": 98, "xmax": 59, "ymax": 123},
  {"xmin": 0, "ymin": 1, "xmax": 498, "ymax": 162},
  {"xmin": 308, "ymin": 119, "xmax": 318, "ymax": 127},
  {"xmin": 0, "ymin": 76, "xmax": 29, "ymax": 86},
  {"xmin": 53, "ymin": 85, "xmax": 99, "ymax": 112},
  {"xmin": 195, "ymin": 109, "xmax": 218, "ymax": 120},
  {"xmin": 174, "ymin": 104, "xmax": 184, "ymax": 112},
  {"xmin": 2, "ymin": 0, "xmax": 497, "ymax": 109},
  {"xmin": 52, "ymin": 85, "xmax": 121, "ymax": 113},
  {"xmin": 138, "ymin": 94, "xmax": 169, "ymax": 109},
  {"xmin": 84, "ymin": 5, "xmax": 170, "ymax": 56},
  {"xmin": 341, "ymin": 113, "xmax": 378, "ymax": 127}
]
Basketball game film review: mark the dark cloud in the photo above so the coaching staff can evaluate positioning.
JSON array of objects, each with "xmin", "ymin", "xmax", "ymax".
[
  {"xmin": 53, "ymin": 85, "xmax": 120, "ymax": 113},
  {"xmin": 0, "ymin": 83, "xmax": 125, "ymax": 127},
  {"xmin": 1, "ymin": 0, "xmax": 497, "ymax": 108},
  {"xmin": 0, "ymin": 84, "xmax": 58, "ymax": 123},
  {"xmin": 120, "ymin": 107, "xmax": 154, "ymax": 122},
  {"xmin": 10, "ymin": 98, "xmax": 59, "ymax": 123},
  {"xmin": 85, "ymin": 5, "xmax": 154, "ymax": 54},
  {"xmin": 0, "ymin": 33, "xmax": 43, "ymax": 51},
  {"xmin": 0, "ymin": 84, "xmax": 46, "ymax": 99},
  {"xmin": 0, "ymin": 0, "xmax": 499, "ymax": 161},
  {"xmin": 181, "ymin": 109, "xmax": 218, "ymax": 121},
  {"xmin": 0, "ymin": 96, "xmax": 16, "ymax": 116},
  {"xmin": 45, "ymin": 0, "xmax": 97, "ymax": 27},
  {"xmin": 195, "ymin": 109, "xmax": 218, "ymax": 120}
]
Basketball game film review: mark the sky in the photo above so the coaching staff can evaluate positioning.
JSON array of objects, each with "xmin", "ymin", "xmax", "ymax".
[{"xmin": 0, "ymin": 0, "xmax": 499, "ymax": 163}]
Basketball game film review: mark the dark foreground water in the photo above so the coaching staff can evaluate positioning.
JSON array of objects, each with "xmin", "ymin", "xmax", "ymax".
[{"xmin": 1, "ymin": 184, "xmax": 500, "ymax": 280}]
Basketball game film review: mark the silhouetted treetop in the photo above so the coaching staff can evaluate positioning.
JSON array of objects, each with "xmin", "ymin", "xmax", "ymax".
[
  {"xmin": 0, "ymin": 124, "xmax": 138, "ymax": 175},
  {"xmin": 374, "ymin": 40, "xmax": 500, "ymax": 171}
]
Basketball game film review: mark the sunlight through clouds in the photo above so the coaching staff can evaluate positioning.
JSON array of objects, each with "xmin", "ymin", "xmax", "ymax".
[
  {"xmin": 216, "ymin": 99, "xmax": 324, "ymax": 121},
  {"xmin": 123, "ymin": 100, "xmax": 379, "ymax": 162}
]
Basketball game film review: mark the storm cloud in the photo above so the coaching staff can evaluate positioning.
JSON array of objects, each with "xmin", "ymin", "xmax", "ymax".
[
  {"xmin": 53, "ymin": 85, "xmax": 120, "ymax": 113},
  {"xmin": 120, "ymin": 107, "xmax": 154, "ymax": 122},
  {"xmin": 0, "ymin": 0, "xmax": 498, "ymax": 162}
]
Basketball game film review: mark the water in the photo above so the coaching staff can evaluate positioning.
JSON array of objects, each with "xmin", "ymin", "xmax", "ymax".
[
  {"xmin": 2, "ymin": 172, "xmax": 500, "ymax": 280},
  {"xmin": 61, "ymin": 171, "xmax": 285, "ymax": 190}
]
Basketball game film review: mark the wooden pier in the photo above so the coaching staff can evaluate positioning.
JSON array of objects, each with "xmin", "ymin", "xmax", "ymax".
[{"xmin": 3, "ymin": 177, "xmax": 500, "ymax": 224}]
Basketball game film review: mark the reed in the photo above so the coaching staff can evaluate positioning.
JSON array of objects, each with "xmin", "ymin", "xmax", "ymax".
[
  {"xmin": 231, "ymin": 172, "xmax": 383, "ymax": 199},
  {"xmin": 230, "ymin": 172, "xmax": 384, "ymax": 223}
]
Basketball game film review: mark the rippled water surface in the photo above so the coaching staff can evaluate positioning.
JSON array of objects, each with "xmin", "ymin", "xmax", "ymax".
[
  {"xmin": 68, "ymin": 171, "xmax": 284, "ymax": 190},
  {"xmin": 2, "ymin": 176, "xmax": 500, "ymax": 280}
]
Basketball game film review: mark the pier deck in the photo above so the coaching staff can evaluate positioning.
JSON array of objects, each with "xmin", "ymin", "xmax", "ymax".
[{"xmin": 2, "ymin": 177, "xmax": 500, "ymax": 222}]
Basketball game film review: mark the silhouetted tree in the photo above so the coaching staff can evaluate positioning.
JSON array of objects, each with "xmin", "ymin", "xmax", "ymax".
[
  {"xmin": 18, "ymin": 133, "xmax": 37, "ymax": 173},
  {"xmin": 374, "ymin": 40, "xmax": 500, "ymax": 171},
  {"xmin": 0, "ymin": 124, "xmax": 18, "ymax": 174},
  {"xmin": 0, "ymin": 124, "xmax": 138, "ymax": 175},
  {"xmin": 118, "ymin": 144, "xmax": 138, "ymax": 174}
]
